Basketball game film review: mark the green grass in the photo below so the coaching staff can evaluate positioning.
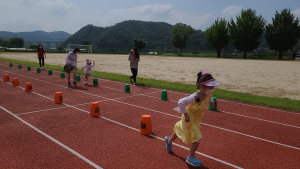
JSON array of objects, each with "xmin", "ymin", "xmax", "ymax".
[{"xmin": 1, "ymin": 56, "xmax": 299, "ymax": 112}]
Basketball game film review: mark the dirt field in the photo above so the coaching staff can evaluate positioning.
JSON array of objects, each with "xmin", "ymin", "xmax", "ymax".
[{"xmin": 1, "ymin": 52, "xmax": 299, "ymax": 100}]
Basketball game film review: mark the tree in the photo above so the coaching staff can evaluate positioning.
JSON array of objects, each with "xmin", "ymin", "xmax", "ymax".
[
  {"xmin": 265, "ymin": 8, "xmax": 300, "ymax": 60},
  {"xmin": 9, "ymin": 37, "xmax": 24, "ymax": 48},
  {"xmin": 57, "ymin": 46, "xmax": 64, "ymax": 52},
  {"xmin": 228, "ymin": 9, "xmax": 266, "ymax": 58},
  {"xmin": 1, "ymin": 40, "xmax": 10, "ymax": 48},
  {"xmin": 205, "ymin": 18, "xmax": 229, "ymax": 57},
  {"xmin": 133, "ymin": 39, "xmax": 146, "ymax": 51},
  {"xmin": 171, "ymin": 23, "xmax": 194, "ymax": 55},
  {"xmin": 29, "ymin": 45, "xmax": 38, "ymax": 49},
  {"xmin": 82, "ymin": 41, "xmax": 91, "ymax": 45}
]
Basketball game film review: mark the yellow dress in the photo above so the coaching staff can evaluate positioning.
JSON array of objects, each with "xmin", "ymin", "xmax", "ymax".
[{"xmin": 173, "ymin": 94, "xmax": 211, "ymax": 145}]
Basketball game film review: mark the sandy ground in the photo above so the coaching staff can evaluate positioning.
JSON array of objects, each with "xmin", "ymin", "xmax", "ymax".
[{"xmin": 1, "ymin": 53, "xmax": 299, "ymax": 100}]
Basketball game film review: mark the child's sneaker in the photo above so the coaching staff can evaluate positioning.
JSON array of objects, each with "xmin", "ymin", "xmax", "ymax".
[
  {"xmin": 84, "ymin": 81, "xmax": 87, "ymax": 85},
  {"xmin": 73, "ymin": 82, "xmax": 77, "ymax": 86},
  {"xmin": 133, "ymin": 82, "xmax": 136, "ymax": 85},
  {"xmin": 68, "ymin": 82, "xmax": 71, "ymax": 86},
  {"xmin": 186, "ymin": 155, "xmax": 203, "ymax": 166},
  {"xmin": 164, "ymin": 136, "xmax": 172, "ymax": 153},
  {"xmin": 42, "ymin": 66, "xmax": 45, "ymax": 70}
]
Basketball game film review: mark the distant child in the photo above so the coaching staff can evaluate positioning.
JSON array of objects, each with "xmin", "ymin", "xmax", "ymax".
[
  {"xmin": 81, "ymin": 59, "xmax": 95, "ymax": 85},
  {"xmin": 165, "ymin": 70, "xmax": 221, "ymax": 167}
]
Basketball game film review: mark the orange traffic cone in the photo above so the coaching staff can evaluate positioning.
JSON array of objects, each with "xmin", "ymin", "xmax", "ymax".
[
  {"xmin": 12, "ymin": 78, "xmax": 19, "ymax": 86},
  {"xmin": 4, "ymin": 74, "xmax": 9, "ymax": 82},
  {"xmin": 25, "ymin": 82, "xmax": 32, "ymax": 92},
  {"xmin": 90, "ymin": 102, "xmax": 100, "ymax": 116},
  {"xmin": 54, "ymin": 92, "xmax": 63, "ymax": 104},
  {"xmin": 139, "ymin": 114, "xmax": 152, "ymax": 135}
]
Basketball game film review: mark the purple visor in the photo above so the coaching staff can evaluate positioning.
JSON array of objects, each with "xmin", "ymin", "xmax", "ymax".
[{"xmin": 202, "ymin": 80, "xmax": 222, "ymax": 86}]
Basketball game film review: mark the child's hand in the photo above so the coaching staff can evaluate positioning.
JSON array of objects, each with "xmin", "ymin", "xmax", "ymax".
[{"xmin": 184, "ymin": 113, "xmax": 190, "ymax": 122}]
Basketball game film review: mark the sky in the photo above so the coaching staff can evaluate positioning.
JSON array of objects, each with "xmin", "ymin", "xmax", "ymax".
[{"xmin": 0, "ymin": 0, "xmax": 299, "ymax": 34}]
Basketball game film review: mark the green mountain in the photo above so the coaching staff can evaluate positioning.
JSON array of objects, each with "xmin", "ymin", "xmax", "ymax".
[
  {"xmin": 0, "ymin": 31, "xmax": 71, "ymax": 48},
  {"xmin": 62, "ymin": 20, "xmax": 213, "ymax": 53}
]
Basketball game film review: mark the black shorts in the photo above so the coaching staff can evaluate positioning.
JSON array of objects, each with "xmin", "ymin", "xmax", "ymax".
[{"xmin": 64, "ymin": 65, "xmax": 76, "ymax": 73}]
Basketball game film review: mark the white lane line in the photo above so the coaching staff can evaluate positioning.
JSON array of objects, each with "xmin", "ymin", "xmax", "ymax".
[
  {"xmin": 218, "ymin": 99, "xmax": 300, "ymax": 115},
  {"xmin": 16, "ymin": 106, "xmax": 70, "ymax": 116},
  {"xmin": 1, "ymin": 82, "xmax": 242, "ymax": 169},
  {"xmin": 203, "ymin": 123, "xmax": 300, "ymax": 150},
  {"xmin": 0, "ymin": 105, "xmax": 103, "ymax": 169},
  {"xmin": 16, "ymin": 100, "xmax": 110, "ymax": 115},
  {"xmin": 219, "ymin": 110, "xmax": 300, "ymax": 129},
  {"xmin": 1, "ymin": 69, "xmax": 300, "ymax": 150},
  {"xmin": 70, "ymin": 100, "xmax": 110, "ymax": 107}
]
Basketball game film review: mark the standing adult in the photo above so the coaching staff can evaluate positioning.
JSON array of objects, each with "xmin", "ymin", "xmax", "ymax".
[
  {"xmin": 128, "ymin": 47, "xmax": 140, "ymax": 85},
  {"xmin": 36, "ymin": 44, "xmax": 46, "ymax": 70},
  {"xmin": 64, "ymin": 48, "xmax": 80, "ymax": 86}
]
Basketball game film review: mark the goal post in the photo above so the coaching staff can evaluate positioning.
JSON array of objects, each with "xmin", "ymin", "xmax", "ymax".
[{"xmin": 66, "ymin": 44, "xmax": 92, "ymax": 54}]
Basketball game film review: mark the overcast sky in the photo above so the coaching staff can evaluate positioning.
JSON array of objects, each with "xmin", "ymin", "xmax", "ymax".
[{"xmin": 0, "ymin": 0, "xmax": 299, "ymax": 34}]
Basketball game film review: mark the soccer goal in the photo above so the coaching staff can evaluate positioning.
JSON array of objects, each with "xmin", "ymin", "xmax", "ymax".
[{"xmin": 66, "ymin": 44, "xmax": 93, "ymax": 54}]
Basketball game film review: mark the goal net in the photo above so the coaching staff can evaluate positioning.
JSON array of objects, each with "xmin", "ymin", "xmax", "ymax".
[{"xmin": 66, "ymin": 44, "xmax": 92, "ymax": 54}]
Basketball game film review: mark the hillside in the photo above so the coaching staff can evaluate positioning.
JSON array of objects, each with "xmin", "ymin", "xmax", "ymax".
[
  {"xmin": 62, "ymin": 20, "xmax": 212, "ymax": 53},
  {"xmin": 0, "ymin": 31, "xmax": 71, "ymax": 48}
]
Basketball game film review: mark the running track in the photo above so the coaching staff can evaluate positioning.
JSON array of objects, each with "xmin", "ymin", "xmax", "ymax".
[{"xmin": 0, "ymin": 61, "xmax": 299, "ymax": 169}]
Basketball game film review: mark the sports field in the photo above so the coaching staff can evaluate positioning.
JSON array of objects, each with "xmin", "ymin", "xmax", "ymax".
[{"xmin": 0, "ymin": 61, "xmax": 299, "ymax": 169}]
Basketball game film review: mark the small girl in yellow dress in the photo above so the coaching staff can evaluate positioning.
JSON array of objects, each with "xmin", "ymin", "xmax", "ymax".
[{"xmin": 165, "ymin": 70, "xmax": 221, "ymax": 166}]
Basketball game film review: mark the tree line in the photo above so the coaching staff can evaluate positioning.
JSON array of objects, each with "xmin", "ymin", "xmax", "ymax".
[
  {"xmin": 203, "ymin": 8, "xmax": 300, "ymax": 59},
  {"xmin": 0, "ymin": 37, "xmax": 24, "ymax": 48}
]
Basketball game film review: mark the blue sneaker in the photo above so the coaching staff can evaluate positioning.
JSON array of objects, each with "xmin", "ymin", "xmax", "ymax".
[
  {"xmin": 164, "ymin": 136, "xmax": 172, "ymax": 153},
  {"xmin": 186, "ymin": 155, "xmax": 203, "ymax": 166}
]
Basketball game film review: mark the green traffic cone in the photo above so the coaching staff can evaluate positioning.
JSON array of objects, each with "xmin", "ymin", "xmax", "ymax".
[
  {"xmin": 161, "ymin": 90, "xmax": 168, "ymax": 101},
  {"xmin": 124, "ymin": 84, "xmax": 130, "ymax": 93},
  {"xmin": 9, "ymin": 63, "xmax": 13, "ymax": 67},
  {"xmin": 76, "ymin": 75, "xmax": 80, "ymax": 82},
  {"xmin": 60, "ymin": 72, "xmax": 65, "ymax": 78},
  {"xmin": 93, "ymin": 78, "xmax": 98, "ymax": 86},
  {"xmin": 37, "ymin": 67, "xmax": 41, "ymax": 73},
  {"xmin": 27, "ymin": 66, "xmax": 31, "ymax": 71},
  {"xmin": 48, "ymin": 69, "xmax": 52, "ymax": 75},
  {"xmin": 208, "ymin": 97, "xmax": 218, "ymax": 111},
  {"xmin": 18, "ymin": 64, "xmax": 22, "ymax": 69}
]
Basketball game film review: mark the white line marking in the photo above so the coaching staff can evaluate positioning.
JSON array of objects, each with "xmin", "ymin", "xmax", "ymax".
[
  {"xmin": 0, "ymin": 105, "xmax": 103, "ymax": 169},
  {"xmin": 16, "ymin": 106, "xmax": 70, "ymax": 115},
  {"xmin": 0, "ymin": 80, "xmax": 243, "ymax": 168},
  {"xmin": 202, "ymin": 123, "xmax": 300, "ymax": 150},
  {"xmin": 16, "ymin": 100, "xmax": 110, "ymax": 115},
  {"xmin": 217, "ymin": 99, "xmax": 300, "ymax": 115},
  {"xmin": 219, "ymin": 110, "xmax": 300, "ymax": 128},
  {"xmin": 1, "ymin": 69, "xmax": 299, "ymax": 150}
]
